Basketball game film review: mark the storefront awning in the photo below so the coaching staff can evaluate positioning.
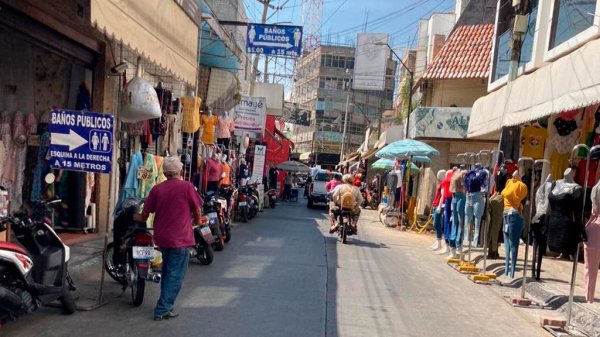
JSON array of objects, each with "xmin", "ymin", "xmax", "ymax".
[
  {"xmin": 469, "ymin": 36, "xmax": 600, "ymax": 137},
  {"xmin": 91, "ymin": 0, "xmax": 199, "ymax": 85}
]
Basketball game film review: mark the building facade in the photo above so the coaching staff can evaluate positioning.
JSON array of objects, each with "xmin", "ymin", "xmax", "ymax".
[{"xmin": 290, "ymin": 44, "xmax": 396, "ymax": 168}]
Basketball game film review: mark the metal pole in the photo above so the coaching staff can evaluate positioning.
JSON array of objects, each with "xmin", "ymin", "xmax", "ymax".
[
  {"xmin": 566, "ymin": 144, "xmax": 594, "ymax": 327},
  {"xmin": 405, "ymin": 72, "xmax": 413, "ymax": 140},
  {"xmin": 464, "ymin": 152, "xmax": 476, "ymax": 263},
  {"xmin": 340, "ymin": 93, "xmax": 349, "ymax": 160},
  {"xmin": 248, "ymin": 0, "xmax": 270, "ymax": 96}
]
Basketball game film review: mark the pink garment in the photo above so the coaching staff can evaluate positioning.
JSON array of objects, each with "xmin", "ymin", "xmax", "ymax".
[
  {"xmin": 326, "ymin": 180, "xmax": 342, "ymax": 191},
  {"xmin": 206, "ymin": 158, "xmax": 223, "ymax": 182},
  {"xmin": 217, "ymin": 116, "xmax": 234, "ymax": 139},
  {"xmin": 584, "ymin": 215, "xmax": 600, "ymax": 303},
  {"xmin": 142, "ymin": 179, "xmax": 202, "ymax": 248}
]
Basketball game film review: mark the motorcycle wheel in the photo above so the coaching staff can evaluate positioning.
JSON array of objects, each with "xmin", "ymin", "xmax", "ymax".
[
  {"xmin": 224, "ymin": 227, "xmax": 231, "ymax": 243},
  {"xmin": 196, "ymin": 242, "xmax": 214, "ymax": 265},
  {"xmin": 271, "ymin": 198, "xmax": 276, "ymax": 208},
  {"xmin": 213, "ymin": 238, "xmax": 225, "ymax": 251},
  {"xmin": 341, "ymin": 222, "xmax": 348, "ymax": 244},
  {"xmin": 242, "ymin": 207, "xmax": 248, "ymax": 223},
  {"xmin": 104, "ymin": 243, "xmax": 126, "ymax": 284},
  {"xmin": 130, "ymin": 261, "xmax": 145, "ymax": 307},
  {"xmin": 59, "ymin": 281, "xmax": 76, "ymax": 314},
  {"xmin": 370, "ymin": 198, "xmax": 378, "ymax": 210}
]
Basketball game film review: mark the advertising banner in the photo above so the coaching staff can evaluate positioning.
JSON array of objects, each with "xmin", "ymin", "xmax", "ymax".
[
  {"xmin": 234, "ymin": 96, "xmax": 267, "ymax": 133},
  {"xmin": 408, "ymin": 107, "xmax": 471, "ymax": 139},
  {"xmin": 353, "ymin": 33, "xmax": 389, "ymax": 91},
  {"xmin": 251, "ymin": 145, "xmax": 267, "ymax": 183}
]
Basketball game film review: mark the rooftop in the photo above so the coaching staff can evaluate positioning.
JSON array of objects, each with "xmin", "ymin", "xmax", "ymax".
[{"xmin": 421, "ymin": 23, "xmax": 494, "ymax": 80}]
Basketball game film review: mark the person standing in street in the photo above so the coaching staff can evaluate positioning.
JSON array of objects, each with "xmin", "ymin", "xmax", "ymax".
[
  {"xmin": 135, "ymin": 156, "xmax": 203, "ymax": 321},
  {"xmin": 283, "ymin": 172, "xmax": 293, "ymax": 201}
]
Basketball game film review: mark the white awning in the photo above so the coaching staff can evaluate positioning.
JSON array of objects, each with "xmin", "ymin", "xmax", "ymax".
[
  {"xmin": 469, "ymin": 37, "xmax": 600, "ymax": 137},
  {"xmin": 91, "ymin": 0, "xmax": 199, "ymax": 85}
]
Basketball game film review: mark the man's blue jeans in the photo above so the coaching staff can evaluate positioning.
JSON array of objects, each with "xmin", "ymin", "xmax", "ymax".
[
  {"xmin": 433, "ymin": 208, "xmax": 444, "ymax": 239},
  {"xmin": 155, "ymin": 247, "xmax": 190, "ymax": 317},
  {"xmin": 443, "ymin": 198, "xmax": 453, "ymax": 244},
  {"xmin": 503, "ymin": 210, "xmax": 524, "ymax": 278},
  {"xmin": 450, "ymin": 193, "xmax": 466, "ymax": 248},
  {"xmin": 464, "ymin": 192, "xmax": 486, "ymax": 246}
]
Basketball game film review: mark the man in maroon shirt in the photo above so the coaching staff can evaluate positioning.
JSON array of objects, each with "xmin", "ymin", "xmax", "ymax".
[{"xmin": 135, "ymin": 156, "xmax": 202, "ymax": 321}]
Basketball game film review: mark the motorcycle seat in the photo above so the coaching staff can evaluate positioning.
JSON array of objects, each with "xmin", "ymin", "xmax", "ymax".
[{"xmin": 0, "ymin": 242, "xmax": 27, "ymax": 255}]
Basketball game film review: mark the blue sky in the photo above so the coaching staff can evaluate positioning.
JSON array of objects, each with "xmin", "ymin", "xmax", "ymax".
[{"xmin": 243, "ymin": 0, "xmax": 456, "ymax": 54}]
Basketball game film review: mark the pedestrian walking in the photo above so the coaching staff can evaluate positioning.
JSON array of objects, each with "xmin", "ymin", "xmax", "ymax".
[
  {"xmin": 135, "ymin": 156, "xmax": 203, "ymax": 321},
  {"xmin": 283, "ymin": 172, "xmax": 293, "ymax": 201}
]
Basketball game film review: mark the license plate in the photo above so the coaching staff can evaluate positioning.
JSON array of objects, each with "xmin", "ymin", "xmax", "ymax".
[
  {"xmin": 238, "ymin": 201, "xmax": 247, "ymax": 206},
  {"xmin": 200, "ymin": 226, "xmax": 214, "ymax": 244},
  {"xmin": 208, "ymin": 212, "xmax": 218, "ymax": 219},
  {"xmin": 132, "ymin": 246, "xmax": 153, "ymax": 259}
]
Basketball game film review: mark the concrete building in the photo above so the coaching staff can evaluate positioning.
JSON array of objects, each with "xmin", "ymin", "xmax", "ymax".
[{"xmin": 290, "ymin": 44, "xmax": 396, "ymax": 168}]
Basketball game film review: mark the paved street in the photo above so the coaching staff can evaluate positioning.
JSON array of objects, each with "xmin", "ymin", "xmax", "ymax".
[{"xmin": 1, "ymin": 200, "xmax": 547, "ymax": 337}]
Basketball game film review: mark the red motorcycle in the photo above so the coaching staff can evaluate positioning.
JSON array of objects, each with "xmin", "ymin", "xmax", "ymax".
[{"xmin": 361, "ymin": 183, "xmax": 379, "ymax": 210}]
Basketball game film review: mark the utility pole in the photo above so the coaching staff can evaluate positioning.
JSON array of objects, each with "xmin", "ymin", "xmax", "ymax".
[
  {"xmin": 340, "ymin": 93, "xmax": 350, "ymax": 160},
  {"xmin": 248, "ymin": 0, "xmax": 270, "ymax": 96}
]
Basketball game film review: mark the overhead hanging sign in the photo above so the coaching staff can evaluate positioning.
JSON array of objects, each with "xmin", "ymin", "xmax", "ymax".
[
  {"xmin": 49, "ymin": 109, "xmax": 114, "ymax": 174},
  {"xmin": 353, "ymin": 33, "xmax": 389, "ymax": 91},
  {"xmin": 246, "ymin": 24, "xmax": 303, "ymax": 57},
  {"xmin": 234, "ymin": 96, "xmax": 267, "ymax": 134}
]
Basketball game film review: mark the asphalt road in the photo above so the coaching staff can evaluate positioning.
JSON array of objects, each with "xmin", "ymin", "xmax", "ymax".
[{"xmin": 1, "ymin": 200, "xmax": 548, "ymax": 337}]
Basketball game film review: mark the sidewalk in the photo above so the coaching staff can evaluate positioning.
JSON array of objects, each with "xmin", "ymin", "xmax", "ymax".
[{"xmin": 440, "ymin": 237, "xmax": 600, "ymax": 336}]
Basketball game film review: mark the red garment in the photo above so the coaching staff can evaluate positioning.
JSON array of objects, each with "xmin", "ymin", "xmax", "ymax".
[
  {"xmin": 441, "ymin": 171, "xmax": 455, "ymax": 201},
  {"xmin": 206, "ymin": 158, "xmax": 222, "ymax": 182},
  {"xmin": 432, "ymin": 184, "xmax": 443, "ymax": 207},
  {"xmin": 353, "ymin": 176, "xmax": 362, "ymax": 187},
  {"xmin": 143, "ymin": 179, "xmax": 202, "ymax": 248},
  {"xmin": 577, "ymin": 159, "xmax": 599, "ymax": 187}
]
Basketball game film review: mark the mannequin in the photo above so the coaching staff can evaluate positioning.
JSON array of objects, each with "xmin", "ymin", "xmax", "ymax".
[
  {"xmin": 393, "ymin": 163, "xmax": 403, "ymax": 208},
  {"xmin": 238, "ymin": 159, "xmax": 250, "ymax": 186},
  {"xmin": 217, "ymin": 111, "xmax": 235, "ymax": 149},
  {"xmin": 180, "ymin": 91, "xmax": 201, "ymax": 134},
  {"xmin": 501, "ymin": 170, "xmax": 528, "ymax": 278},
  {"xmin": 437, "ymin": 169, "xmax": 456, "ymax": 256},
  {"xmin": 449, "ymin": 169, "xmax": 467, "ymax": 258},
  {"xmin": 547, "ymin": 168, "xmax": 583, "ymax": 259},
  {"xmin": 464, "ymin": 164, "xmax": 489, "ymax": 247},
  {"xmin": 206, "ymin": 150, "xmax": 223, "ymax": 192},
  {"xmin": 430, "ymin": 170, "xmax": 447, "ymax": 251},
  {"xmin": 201, "ymin": 108, "xmax": 218, "ymax": 145},
  {"xmin": 584, "ymin": 179, "xmax": 600, "ymax": 303},
  {"xmin": 220, "ymin": 154, "xmax": 231, "ymax": 187},
  {"xmin": 530, "ymin": 174, "xmax": 552, "ymax": 280}
]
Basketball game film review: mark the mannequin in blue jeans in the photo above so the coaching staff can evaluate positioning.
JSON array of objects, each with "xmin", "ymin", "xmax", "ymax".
[
  {"xmin": 464, "ymin": 192, "xmax": 486, "ymax": 246},
  {"xmin": 503, "ymin": 210, "xmax": 524, "ymax": 278},
  {"xmin": 430, "ymin": 170, "xmax": 447, "ymax": 251},
  {"xmin": 449, "ymin": 170, "xmax": 467, "ymax": 258}
]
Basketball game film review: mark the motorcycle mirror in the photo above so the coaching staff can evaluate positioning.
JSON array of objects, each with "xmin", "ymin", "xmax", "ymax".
[{"xmin": 44, "ymin": 173, "xmax": 56, "ymax": 184}]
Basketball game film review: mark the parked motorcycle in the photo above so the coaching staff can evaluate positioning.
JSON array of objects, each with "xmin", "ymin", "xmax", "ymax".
[
  {"xmin": 202, "ymin": 191, "xmax": 225, "ymax": 251},
  {"xmin": 235, "ymin": 186, "xmax": 250, "ymax": 223},
  {"xmin": 245, "ymin": 183, "xmax": 260, "ymax": 219},
  {"xmin": 266, "ymin": 188, "xmax": 278, "ymax": 208},
  {"xmin": 190, "ymin": 216, "xmax": 214, "ymax": 265},
  {"xmin": 105, "ymin": 198, "xmax": 160, "ymax": 306},
  {"xmin": 0, "ymin": 198, "xmax": 77, "ymax": 323},
  {"xmin": 361, "ymin": 183, "xmax": 379, "ymax": 210}
]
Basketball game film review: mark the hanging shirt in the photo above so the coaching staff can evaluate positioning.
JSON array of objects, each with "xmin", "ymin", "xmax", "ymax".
[
  {"xmin": 501, "ymin": 178, "xmax": 528, "ymax": 211},
  {"xmin": 432, "ymin": 184, "xmax": 443, "ymax": 207},
  {"xmin": 119, "ymin": 151, "xmax": 144, "ymax": 203},
  {"xmin": 441, "ymin": 171, "xmax": 455, "ymax": 201},
  {"xmin": 521, "ymin": 125, "xmax": 547, "ymax": 159},
  {"xmin": 138, "ymin": 153, "xmax": 158, "ymax": 199},
  {"xmin": 180, "ymin": 96, "xmax": 201, "ymax": 133},
  {"xmin": 201, "ymin": 115, "xmax": 218, "ymax": 144},
  {"xmin": 221, "ymin": 162, "xmax": 231, "ymax": 186},
  {"xmin": 206, "ymin": 158, "xmax": 222, "ymax": 182},
  {"xmin": 217, "ymin": 116, "xmax": 234, "ymax": 139}
]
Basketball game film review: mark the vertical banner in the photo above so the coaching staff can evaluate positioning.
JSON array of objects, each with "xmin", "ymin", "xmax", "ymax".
[
  {"xmin": 353, "ymin": 33, "xmax": 389, "ymax": 91},
  {"xmin": 251, "ymin": 145, "xmax": 267, "ymax": 183},
  {"xmin": 234, "ymin": 96, "xmax": 267, "ymax": 134}
]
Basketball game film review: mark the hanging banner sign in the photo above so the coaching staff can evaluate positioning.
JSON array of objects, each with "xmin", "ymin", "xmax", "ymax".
[
  {"xmin": 251, "ymin": 145, "xmax": 267, "ymax": 183},
  {"xmin": 246, "ymin": 24, "xmax": 303, "ymax": 57},
  {"xmin": 234, "ymin": 96, "xmax": 267, "ymax": 133},
  {"xmin": 48, "ymin": 109, "xmax": 114, "ymax": 174}
]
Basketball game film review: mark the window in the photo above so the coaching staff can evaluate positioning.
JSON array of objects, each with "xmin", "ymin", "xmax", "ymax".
[
  {"xmin": 324, "ymin": 55, "xmax": 332, "ymax": 67},
  {"xmin": 332, "ymin": 55, "xmax": 339, "ymax": 68},
  {"xmin": 492, "ymin": 29, "xmax": 512, "ymax": 81},
  {"xmin": 321, "ymin": 55, "xmax": 326, "ymax": 67},
  {"xmin": 319, "ymin": 79, "xmax": 325, "ymax": 88},
  {"xmin": 550, "ymin": 0, "xmax": 596, "ymax": 49},
  {"xmin": 519, "ymin": 0, "xmax": 538, "ymax": 65},
  {"xmin": 338, "ymin": 56, "xmax": 346, "ymax": 69},
  {"xmin": 347, "ymin": 57, "xmax": 355, "ymax": 70}
]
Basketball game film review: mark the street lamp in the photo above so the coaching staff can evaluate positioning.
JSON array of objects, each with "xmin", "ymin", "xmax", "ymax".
[{"xmin": 374, "ymin": 42, "xmax": 413, "ymax": 139}]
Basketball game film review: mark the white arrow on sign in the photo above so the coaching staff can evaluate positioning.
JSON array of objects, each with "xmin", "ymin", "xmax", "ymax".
[
  {"xmin": 51, "ymin": 129, "xmax": 88, "ymax": 151},
  {"xmin": 254, "ymin": 41, "xmax": 293, "ymax": 49}
]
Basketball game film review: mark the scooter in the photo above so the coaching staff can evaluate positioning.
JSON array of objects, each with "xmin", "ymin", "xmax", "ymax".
[
  {"xmin": 235, "ymin": 186, "xmax": 250, "ymax": 223},
  {"xmin": 266, "ymin": 188, "xmax": 278, "ymax": 208},
  {"xmin": 0, "ymin": 196, "xmax": 77, "ymax": 323},
  {"xmin": 105, "ymin": 198, "xmax": 161, "ymax": 306},
  {"xmin": 190, "ymin": 216, "xmax": 214, "ymax": 265},
  {"xmin": 202, "ymin": 191, "xmax": 225, "ymax": 251}
]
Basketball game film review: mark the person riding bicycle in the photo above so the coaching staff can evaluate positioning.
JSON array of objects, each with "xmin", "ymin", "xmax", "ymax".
[{"xmin": 329, "ymin": 174, "xmax": 363, "ymax": 234}]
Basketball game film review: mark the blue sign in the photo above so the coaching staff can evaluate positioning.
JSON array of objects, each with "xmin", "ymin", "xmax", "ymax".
[
  {"xmin": 246, "ymin": 24, "xmax": 303, "ymax": 57},
  {"xmin": 49, "ymin": 109, "xmax": 114, "ymax": 174}
]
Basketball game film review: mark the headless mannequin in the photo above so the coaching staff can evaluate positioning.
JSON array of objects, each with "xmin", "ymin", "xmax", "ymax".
[
  {"xmin": 201, "ymin": 108, "xmax": 217, "ymax": 145},
  {"xmin": 438, "ymin": 169, "xmax": 457, "ymax": 255},
  {"xmin": 502, "ymin": 171, "xmax": 528, "ymax": 278},
  {"xmin": 531, "ymin": 174, "xmax": 552, "ymax": 280},
  {"xmin": 206, "ymin": 151, "xmax": 222, "ymax": 192},
  {"xmin": 238, "ymin": 159, "xmax": 250, "ymax": 186},
  {"xmin": 464, "ymin": 164, "xmax": 488, "ymax": 247},
  {"xmin": 217, "ymin": 111, "xmax": 234, "ymax": 149},
  {"xmin": 547, "ymin": 168, "xmax": 583, "ymax": 259},
  {"xmin": 584, "ymin": 179, "xmax": 600, "ymax": 303}
]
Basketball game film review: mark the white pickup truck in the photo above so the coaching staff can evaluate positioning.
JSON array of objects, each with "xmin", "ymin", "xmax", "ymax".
[{"xmin": 307, "ymin": 170, "xmax": 343, "ymax": 208}]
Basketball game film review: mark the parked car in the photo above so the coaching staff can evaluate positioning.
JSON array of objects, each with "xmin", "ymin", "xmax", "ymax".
[{"xmin": 307, "ymin": 170, "xmax": 342, "ymax": 208}]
